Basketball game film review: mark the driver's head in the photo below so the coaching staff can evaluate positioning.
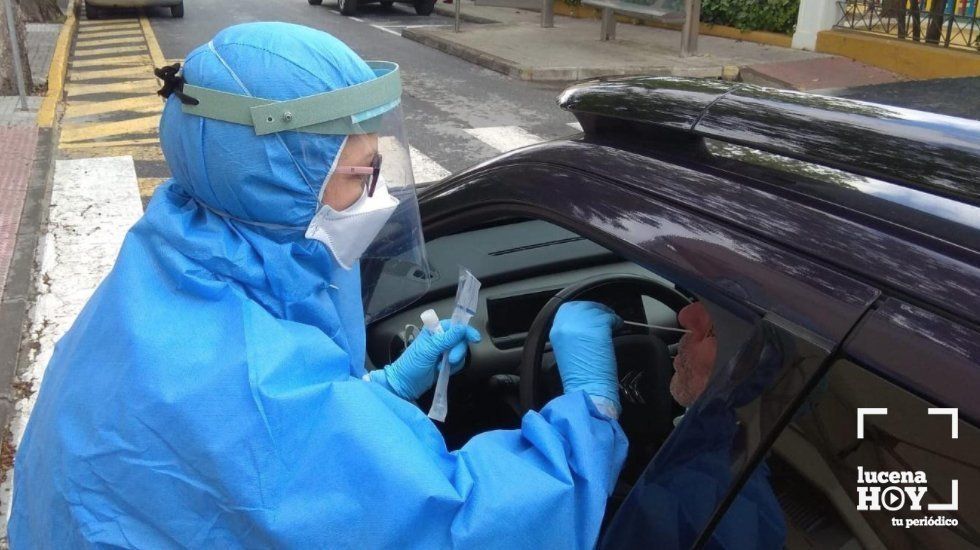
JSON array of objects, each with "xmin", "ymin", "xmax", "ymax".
[
  {"xmin": 670, "ymin": 298, "xmax": 749, "ymax": 407},
  {"xmin": 671, "ymin": 302, "xmax": 716, "ymax": 407}
]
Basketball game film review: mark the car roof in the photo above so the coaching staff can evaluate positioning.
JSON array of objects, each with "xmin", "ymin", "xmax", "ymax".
[{"xmin": 558, "ymin": 77, "xmax": 980, "ymax": 204}]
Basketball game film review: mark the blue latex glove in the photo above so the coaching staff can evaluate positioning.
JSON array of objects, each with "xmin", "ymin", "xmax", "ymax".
[
  {"xmin": 549, "ymin": 301, "xmax": 623, "ymax": 418},
  {"xmin": 369, "ymin": 320, "xmax": 482, "ymax": 401}
]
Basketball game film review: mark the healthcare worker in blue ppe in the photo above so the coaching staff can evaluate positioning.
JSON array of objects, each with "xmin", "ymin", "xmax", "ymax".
[{"xmin": 9, "ymin": 22, "xmax": 627, "ymax": 548}]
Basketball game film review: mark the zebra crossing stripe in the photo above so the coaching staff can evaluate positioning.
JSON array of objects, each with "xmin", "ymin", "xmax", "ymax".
[
  {"xmin": 66, "ymin": 79, "xmax": 159, "ymax": 97},
  {"xmin": 78, "ymin": 18, "xmax": 139, "ymax": 26},
  {"xmin": 74, "ymin": 45, "xmax": 147, "ymax": 58},
  {"xmin": 64, "ymin": 96, "xmax": 163, "ymax": 119},
  {"xmin": 72, "ymin": 54, "xmax": 151, "ymax": 68},
  {"xmin": 69, "ymin": 66, "xmax": 155, "ymax": 82},
  {"xmin": 410, "ymin": 146, "xmax": 451, "ymax": 184},
  {"xmin": 76, "ymin": 29, "xmax": 143, "ymax": 39},
  {"xmin": 75, "ymin": 36, "xmax": 146, "ymax": 49},
  {"xmin": 60, "ymin": 114, "xmax": 162, "ymax": 143},
  {"xmin": 465, "ymin": 126, "xmax": 544, "ymax": 152}
]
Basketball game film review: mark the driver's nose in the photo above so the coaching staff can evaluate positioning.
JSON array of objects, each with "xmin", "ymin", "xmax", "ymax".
[{"xmin": 677, "ymin": 302, "xmax": 711, "ymax": 338}]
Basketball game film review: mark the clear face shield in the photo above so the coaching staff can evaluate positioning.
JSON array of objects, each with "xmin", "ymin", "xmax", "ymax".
[{"xmin": 178, "ymin": 61, "xmax": 430, "ymax": 323}]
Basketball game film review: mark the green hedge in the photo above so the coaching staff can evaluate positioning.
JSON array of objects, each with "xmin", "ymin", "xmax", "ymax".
[
  {"xmin": 562, "ymin": 0, "xmax": 798, "ymax": 34},
  {"xmin": 700, "ymin": 0, "xmax": 799, "ymax": 34}
]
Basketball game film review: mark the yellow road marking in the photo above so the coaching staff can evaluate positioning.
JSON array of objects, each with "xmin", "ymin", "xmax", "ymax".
[
  {"xmin": 74, "ymin": 45, "xmax": 146, "ymax": 57},
  {"xmin": 68, "ymin": 79, "xmax": 159, "ymax": 97},
  {"xmin": 138, "ymin": 177, "xmax": 168, "ymax": 198},
  {"xmin": 59, "ymin": 137, "xmax": 161, "ymax": 149},
  {"xmin": 72, "ymin": 54, "xmax": 151, "ymax": 68},
  {"xmin": 75, "ymin": 36, "xmax": 145, "ymax": 48},
  {"xmin": 66, "ymin": 79, "xmax": 159, "ymax": 97},
  {"xmin": 59, "ymin": 143, "xmax": 165, "ymax": 161},
  {"xmin": 139, "ymin": 16, "xmax": 167, "ymax": 69},
  {"xmin": 64, "ymin": 96, "xmax": 163, "ymax": 119},
  {"xmin": 60, "ymin": 114, "xmax": 162, "ymax": 143},
  {"xmin": 77, "ymin": 26, "xmax": 142, "ymax": 34},
  {"xmin": 37, "ymin": 0, "xmax": 76, "ymax": 127},
  {"xmin": 76, "ymin": 28, "xmax": 142, "ymax": 39},
  {"xmin": 78, "ymin": 18, "xmax": 139, "ymax": 27},
  {"xmin": 69, "ymin": 65, "xmax": 153, "ymax": 81}
]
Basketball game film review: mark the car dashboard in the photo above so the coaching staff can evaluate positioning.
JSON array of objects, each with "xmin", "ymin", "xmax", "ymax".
[{"xmin": 366, "ymin": 220, "xmax": 680, "ymax": 380}]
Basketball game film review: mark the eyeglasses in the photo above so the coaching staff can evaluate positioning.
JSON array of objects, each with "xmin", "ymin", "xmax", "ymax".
[{"xmin": 335, "ymin": 153, "xmax": 383, "ymax": 197}]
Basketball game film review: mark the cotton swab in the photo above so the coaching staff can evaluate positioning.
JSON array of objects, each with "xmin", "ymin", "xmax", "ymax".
[{"xmin": 623, "ymin": 321, "xmax": 691, "ymax": 333}]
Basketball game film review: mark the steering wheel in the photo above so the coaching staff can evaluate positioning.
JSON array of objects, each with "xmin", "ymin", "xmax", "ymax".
[{"xmin": 518, "ymin": 274, "xmax": 691, "ymax": 415}]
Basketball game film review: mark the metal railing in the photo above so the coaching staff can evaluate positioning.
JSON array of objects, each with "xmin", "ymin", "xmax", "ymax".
[{"xmin": 835, "ymin": 0, "xmax": 980, "ymax": 50}]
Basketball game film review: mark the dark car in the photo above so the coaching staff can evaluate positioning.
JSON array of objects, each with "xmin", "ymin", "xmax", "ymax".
[
  {"xmin": 308, "ymin": 0, "xmax": 436, "ymax": 17},
  {"xmin": 366, "ymin": 78, "xmax": 980, "ymax": 548}
]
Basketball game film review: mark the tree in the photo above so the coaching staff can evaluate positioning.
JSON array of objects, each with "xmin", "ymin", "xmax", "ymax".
[
  {"xmin": 15, "ymin": 0, "xmax": 63, "ymax": 23},
  {"xmin": 0, "ymin": 0, "xmax": 33, "ymax": 96}
]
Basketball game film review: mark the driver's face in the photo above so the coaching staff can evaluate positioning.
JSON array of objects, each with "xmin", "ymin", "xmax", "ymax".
[{"xmin": 671, "ymin": 302, "xmax": 717, "ymax": 407}]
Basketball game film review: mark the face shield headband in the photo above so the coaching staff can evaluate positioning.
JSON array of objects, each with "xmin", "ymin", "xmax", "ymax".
[{"xmin": 156, "ymin": 60, "xmax": 402, "ymax": 136}]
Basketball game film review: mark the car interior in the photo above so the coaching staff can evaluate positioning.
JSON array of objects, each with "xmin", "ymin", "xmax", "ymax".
[{"xmin": 366, "ymin": 218, "xmax": 726, "ymax": 492}]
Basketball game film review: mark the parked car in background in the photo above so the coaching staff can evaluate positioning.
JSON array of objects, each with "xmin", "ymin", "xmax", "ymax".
[
  {"xmin": 308, "ymin": 0, "xmax": 436, "ymax": 17},
  {"xmin": 85, "ymin": 0, "xmax": 184, "ymax": 19},
  {"xmin": 364, "ymin": 77, "xmax": 980, "ymax": 548}
]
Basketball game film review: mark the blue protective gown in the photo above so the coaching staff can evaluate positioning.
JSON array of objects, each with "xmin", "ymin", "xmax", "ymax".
[{"xmin": 9, "ymin": 23, "xmax": 627, "ymax": 548}]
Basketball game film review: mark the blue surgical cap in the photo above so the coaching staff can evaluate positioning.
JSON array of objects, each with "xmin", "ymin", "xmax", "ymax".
[{"xmin": 159, "ymin": 22, "xmax": 377, "ymax": 228}]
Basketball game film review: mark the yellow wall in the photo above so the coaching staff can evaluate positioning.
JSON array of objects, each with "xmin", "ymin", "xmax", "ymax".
[{"xmin": 816, "ymin": 30, "xmax": 980, "ymax": 78}]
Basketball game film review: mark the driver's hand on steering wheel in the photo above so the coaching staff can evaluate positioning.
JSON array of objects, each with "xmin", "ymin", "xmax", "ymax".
[{"xmin": 550, "ymin": 301, "xmax": 623, "ymax": 420}]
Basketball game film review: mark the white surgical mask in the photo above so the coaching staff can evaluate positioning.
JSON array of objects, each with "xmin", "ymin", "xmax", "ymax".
[{"xmin": 306, "ymin": 177, "xmax": 399, "ymax": 270}]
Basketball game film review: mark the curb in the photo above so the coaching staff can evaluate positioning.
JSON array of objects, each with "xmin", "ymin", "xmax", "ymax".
[
  {"xmin": 737, "ymin": 66, "xmax": 798, "ymax": 90},
  {"xmin": 402, "ymin": 27, "xmax": 724, "ymax": 81},
  {"xmin": 0, "ymin": 126, "xmax": 56, "ymax": 440},
  {"xmin": 403, "ymin": 26, "xmax": 528, "ymax": 78},
  {"xmin": 36, "ymin": 0, "xmax": 77, "ymax": 128}
]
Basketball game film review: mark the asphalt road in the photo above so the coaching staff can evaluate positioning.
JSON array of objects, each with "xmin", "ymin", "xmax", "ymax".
[
  {"xmin": 834, "ymin": 77, "xmax": 980, "ymax": 121},
  {"xmin": 146, "ymin": 0, "xmax": 578, "ymax": 177}
]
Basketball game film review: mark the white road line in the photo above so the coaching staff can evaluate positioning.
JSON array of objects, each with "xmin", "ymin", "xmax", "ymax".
[
  {"xmin": 370, "ymin": 24, "xmax": 402, "ymax": 36},
  {"xmin": 410, "ymin": 146, "xmax": 451, "ymax": 184},
  {"xmin": 567, "ymin": 122, "xmax": 583, "ymax": 132},
  {"xmin": 465, "ymin": 126, "xmax": 544, "ymax": 152},
  {"xmin": 0, "ymin": 156, "xmax": 143, "ymax": 526},
  {"xmin": 350, "ymin": 16, "xmax": 365, "ymax": 21}
]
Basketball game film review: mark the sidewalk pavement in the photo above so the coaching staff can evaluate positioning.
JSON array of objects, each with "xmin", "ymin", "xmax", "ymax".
[
  {"xmin": 0, "ymin": 120, "xmax": 39, "ymax": 302},
  {"xmin": 418, "ymin": 1, "xmax": 905, "ymax": 89},
  {"xmin": 26, "ymin": 23, "xmax": 63, "ymax": 90},
  {"xmin": 0, "ymin": 18, "xmax": 61, "ymax": 302}
]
